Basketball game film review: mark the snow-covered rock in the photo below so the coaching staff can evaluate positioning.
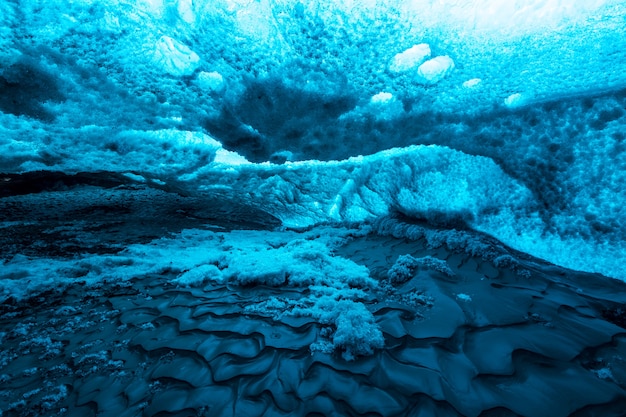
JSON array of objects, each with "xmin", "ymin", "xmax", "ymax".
[
  {"xmin": 389, "ymin": 44, "xmax": 431, "ymax": 73},
  {"xmin": 418, "ymin": 56, "xmax": 455, "ymax": 83},
  {"xmin": 153, "ymin": 35, "xmax": 200, "ymax": 77}
]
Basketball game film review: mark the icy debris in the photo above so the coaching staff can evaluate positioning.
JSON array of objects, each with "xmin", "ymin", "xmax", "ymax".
[
  {"xmin": 399, "ymin": 290, "xmax": 434, "ymax": 308},
  {"xmin": 166, "ymin": 229, "xmax": 383, "ymax": 360},
  {"xmin": 388, "ymin": 254, "xmax": 455, "ymax": 284},
  {"xmin": 153, "ymin": 35, "xmax": 200, "ymax": 77},
  {"xmin": 292, "ymin": 291, "xmax": 384, "ymax": 361},
  {"xmin": 196, "ymin": 71, "xmax": 226, "ymax": 93},
  {"xmin": 463, "ymin": 78, "xmax": 482, "ymax": 88},
  {"xmin": 370, "ymin": 92, "xmax": 394, "ymax": 104},
  {"xmin": 175, "ymin": 264, "xmax": 223, "ymax": 287},
  {"xmin": 493, "ymin": 254, "xmax": 519, "ymax": 269},
  {"xmin": 389, "ymin": 43, "xmax": 431, "ymax": 73},
  {"xmin": 418, "ymin": 56, "xmax": 455, "ymax": 83}
]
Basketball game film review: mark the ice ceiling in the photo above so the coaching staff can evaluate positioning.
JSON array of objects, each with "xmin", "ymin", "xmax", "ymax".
[{"xmin": 1, "ymin": 0, "xmax": 626, "ymax": 280}]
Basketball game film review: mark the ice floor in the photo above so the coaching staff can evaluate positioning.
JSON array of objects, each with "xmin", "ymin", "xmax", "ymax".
[{"xmin": 1, "ymin": 179, "xmax": 626, "ymax": 416}]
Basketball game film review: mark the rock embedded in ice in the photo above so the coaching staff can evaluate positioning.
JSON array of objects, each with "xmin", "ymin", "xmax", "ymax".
[
  {"xmin": 417, "ymin": 56, "xmax": 455, "ymax": 83},
  {"xmin": 196, "ymin": 71, "xmax": 226, "ymax": 92},
  {"xmin": 370, "ymin": 92, "xmax": 394, "ymax": 105},
  {"xmin": 389, "ymin": 44, "xmax": 431, "ymax": 73},
  {"xmin": 153, "ymin": 35, "xmax": 200, "ymax": 77}
]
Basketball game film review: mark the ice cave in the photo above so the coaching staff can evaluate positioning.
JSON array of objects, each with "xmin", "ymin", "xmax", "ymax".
[{"xmin": 1, "ymin": 0, "xmax": 626, "ymax": 415}]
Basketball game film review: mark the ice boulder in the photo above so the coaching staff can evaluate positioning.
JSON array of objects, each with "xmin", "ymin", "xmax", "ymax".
[
  {"xmin": 418, "ymin": 56, "xmax": 455, "ymax": 83},
  {"xmin": 389, "ymin": 44, "xmax": 431, "ymax": 73},
  {"xmin": 153, "ymin": 35, "xmax": 200, "ymax": 77}
]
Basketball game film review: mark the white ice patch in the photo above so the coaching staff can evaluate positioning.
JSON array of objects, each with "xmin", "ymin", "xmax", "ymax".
[
  {"xmin": 504, "ymin": 93, "xmax": 526, "ymax": 108},
  {"xmin": 212, "ymin": 148, "xmax": 251, "ymax": 166},
  {"xmin": 389, "ymin": 43, "xmax": 431, "ymax": 73},
  {"xmin": 456, "ymin": 293, "xmax": 472, "ymax": 302},
  {"xmin": 370, "ymin": 92, "xmax": 394, "ymax": 104},
  {"xmin": 175, "ymin": 264, "xmax": 223, "ymax": 287},
  {"xmin": 177, "ymin": 0, "xmax": 196, "ymax": 24},
  {"xmin": 418, "ymin": 56, "xmax": 455, "ymax": 83},
  {"xmin": 153, "ymin": 36, "xmax": 200, "ymax": 77},
  {"xmin": 463, "ymin": 78, "xmax": 482, "ymax": 88},
  {"xmin": 196, "ymin": 71, "xmax": 226, "ymax": 93}
]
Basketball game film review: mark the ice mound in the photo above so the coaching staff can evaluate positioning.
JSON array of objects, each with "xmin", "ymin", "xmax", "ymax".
[
  {"xmin": 389, "ymin": 43, "xmax": 431, "ymax": 73},
  {"xmin": 153, "ymin": 35, "xmax": 200, "ymax": 77}
]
